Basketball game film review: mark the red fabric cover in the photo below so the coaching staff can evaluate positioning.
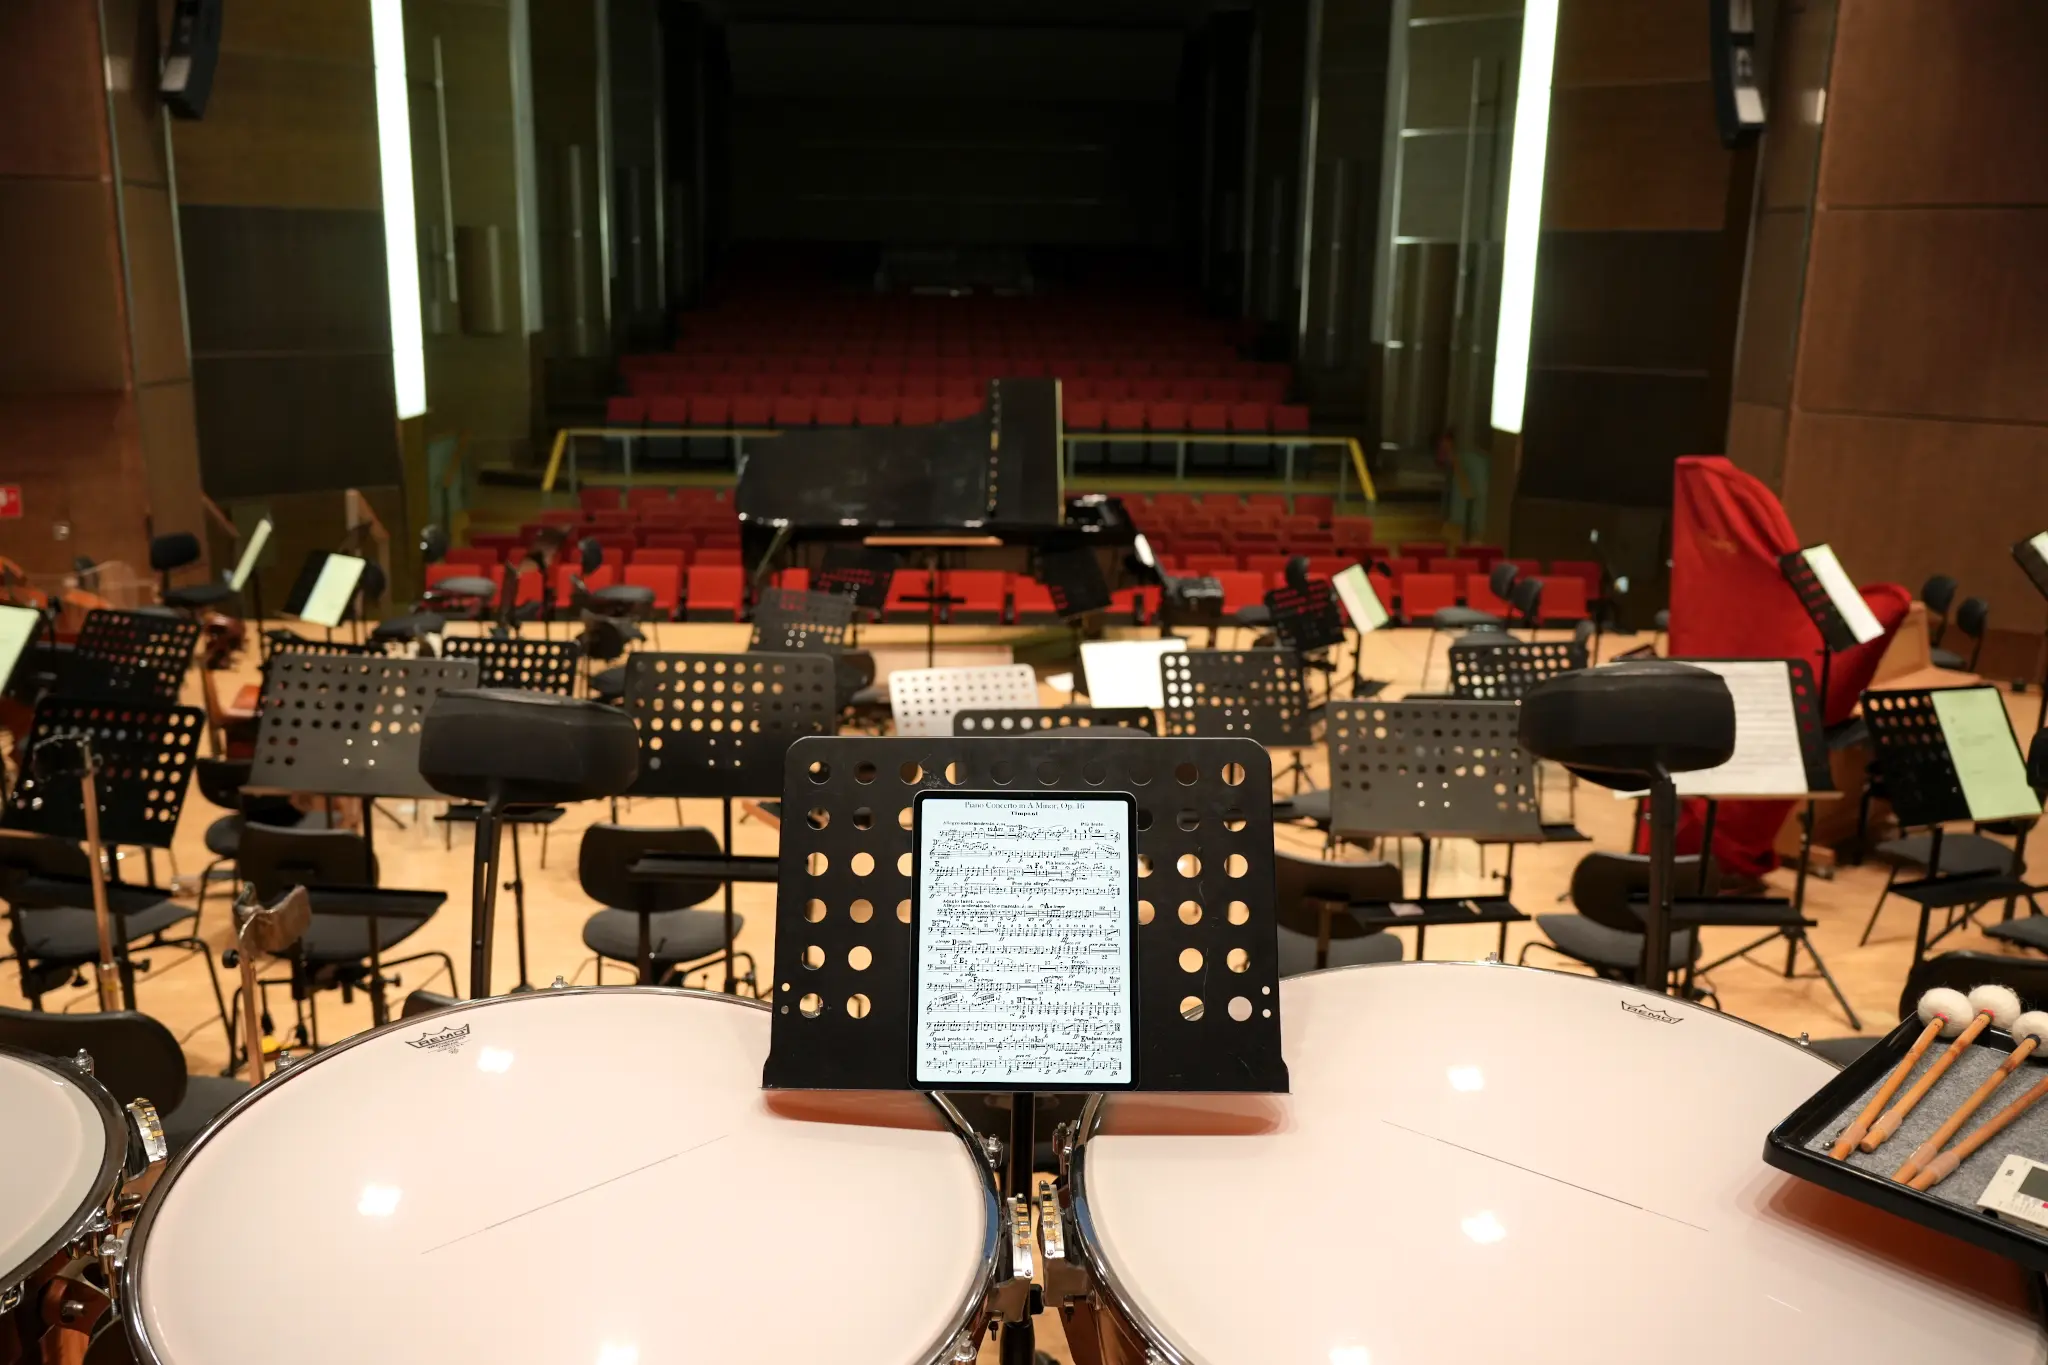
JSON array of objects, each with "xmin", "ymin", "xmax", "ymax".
[{"xmin": 1658, "ymin": 456, "xmax": 1912, "ymax": 876}]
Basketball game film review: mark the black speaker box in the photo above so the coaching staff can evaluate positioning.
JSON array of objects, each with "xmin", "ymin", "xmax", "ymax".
[
  {"xmin": 161, "ymin": 0, "xmax": 224, "ymax": 121},
  {"xmin": 1709, "ymin": 0, "xmax": 1767, "ymax": 148}
]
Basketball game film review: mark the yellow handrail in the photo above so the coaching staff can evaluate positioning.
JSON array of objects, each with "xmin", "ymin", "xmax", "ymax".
[{"xmin": 540, "ymin": 426, "xmax": 1376, "ymax": 504}]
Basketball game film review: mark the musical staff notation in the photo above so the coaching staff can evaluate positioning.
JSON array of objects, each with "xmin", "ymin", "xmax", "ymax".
[{"xmin": 914, "ymin": 795, "xmax": 1134, "ymax": 1087}]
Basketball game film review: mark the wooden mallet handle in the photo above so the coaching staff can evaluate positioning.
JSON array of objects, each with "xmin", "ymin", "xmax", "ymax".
[
  {"xmin": 1861, "ymin": 1011, "xmax": 1994, "ymax": 1152},
  {"xmin": 1895, "ymin": 1037, "xmax": 2041, "ymax": 1183},
  {"xmin": 1910, "ymin": 1071, "xmax": 2048, "ymax": 1191},
  {"xmin": 1831, "ymin": 1015, "xmax": 1945, "ymax": 1159}
]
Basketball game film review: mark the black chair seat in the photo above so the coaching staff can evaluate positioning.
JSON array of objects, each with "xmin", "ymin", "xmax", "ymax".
[
  {"xmin": 592, "ymin": 665, "xmax": 626, "ymax": 701},
  {"xmin": 1275, "ymin": 923, "xmax": 1401, "ymax": 976},
  {"xmin": 1878, "ymin": 831, "xmax": 2014, "ymax": 878},
  {"xmin": 162, "ymin": 1073, "xmax": 250, "ymax": 1154},
  {"xmin": 1930, "ymin": 647, "xmax": 1967, "ymax": 671},
  {"xmin": 1432, "ymin": 607, "xmax": 1503, "ymax": 630},
  {"xmin": 372, "ymin": 611, "xmax": 448, "ymax": 642},
  {"xmin": 204, "ymin": 813, "xmax": 244, "ymax": 859},
  {"xmin": 432, "ymin": 576, "xmax": 498, "ymax": 599},
  {"xmin": 17, "ymin": 902, "xmax": 194, "ymax": 964},
  {"xmin": 165, "ymin": 581, "xmax": 235, "ymax": 609},
  {"xmin": 1804, "ymin": 1036, "xmax": 1875, "ymax": 1068},
  {"xmin": 582, "ymin": 908, "xmax": 738, "ymax": 967},
  {"xmin": 296, "ymin": 912, "xmax": 437, "ymax": 965},
  {"xmin": 1533, "ymin": 912, "xmax": 1697, "ymax": 972},
  {"xmin": 1273, "ymin": 788, "xmax": 1331, "ymax": 825},
  {"xmin": 594, "ymin": 584, "xmax": 657, "ymax": 607},
  {"xmin": 1986, "ymin": 917, "xmax": 2048, "ymax": 954}
]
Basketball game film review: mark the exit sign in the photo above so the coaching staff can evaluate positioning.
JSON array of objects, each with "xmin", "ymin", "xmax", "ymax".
[{"xmin": 0, "ymin": 486, "xmax": 19, "ymax": 519}]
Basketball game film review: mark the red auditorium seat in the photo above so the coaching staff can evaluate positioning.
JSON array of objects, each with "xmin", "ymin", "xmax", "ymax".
[
  {"xmin": 1307, "ymin": 556, "xmax": 1351, "ymax": 580},
  {"xmin": 645, "ymin": 397, "xmax": 689, "ymax": 425},
  {"xmin": 867, "ymin": 357, "xmax": 904, "ymax": 375},
  {"xmin": 1548, "ymin": 559, "xmax": 1603, "ymax": 599},
  {"xmin": 1273, "ymin": 405, "xmax": 1311, "ymax": 434},
  {"xmin": 594, "ymin": 533, "xmax": 638, "ymax": 557},
  {"xmin": 606, "ymin": 396, "xmax": 647, "ymax": 424},
  {"xmin": 1066, "ymin": 400, "xmax": 1105, "ymax": 431},
  {"xmin": 1466, "ymin": 575, "xmax": 1512, "ymax": 617},
  {"xmin": 1130, "ymin": 379, "xmax": 1173, "ymax": 403},
  {"xmin": 1009, "ymin": 358, "xmax": 1049, "ymax": 377},
  {"xmin": 1154, "ymin": 492, "xmax": 1197, "ymax": 514},
  {"xmin": 1169, "ymin": 381, "xmax": 1208, "ymax": 404},
  {"xmin": 510, "ymin": 566, "xmax": 546, "ymax": 608},
  {"xmin": 856, "ymin": 397, "xmax": 898, "ymax": 426},
  {"xmin": 1401, "ymin": 573, "xmax": 1459, "ymax": 621},
  {"xmin": 632, "ymin": 548, "xmax": 686, "ymax": 567},
  {"xmin": 1400, "ymin": 542, "xmax": 1446, "ymax": 560},
  {"xmin": 1095, "ymin": 379, "xmax": 1133, "ymax": 403},
  {"xmin": 1537, "ymin": 576, "xmax": 1592, "ymax": 622},
  {"xmin": 1245, "ymin": 553, "xmax": 1290, "ymax": 583},
  {"xmin": 899, "ymin": 396, "xmax": 940, "ymax": 425},
  {"xmin": 1506, "ymin": 558, "xmax": 1543, "ymax": 577},
  {"xmin": 1330, "ymin": 517, "xmax": 1375, "ymax": 549},
  {"xmin": 1010, "ymin": 576, "xmax": 1056, "ymax": 619},
  {"xmin": 788, "ymin": 374, "xmax": 825, "ymax": 398},
  {"xmin": 1246, "ymin": 494, "xmax": 1287, "ymax": 511},
  {"xmin": 444, "ymin": 547, "xmax": 498, "ymax": 568},
  {"xmin": 773, "ymin": 395, "xmax": 815, "ymax": 426},
  {"xmin": 643, "ymin": 533, "xmax": 693, "ymax": 553},
  {"xmin": 745, "ymin": 374, "xmax": 783, "ymax": 396},
  {"xmin": 940, "ymin": 393, "xmax": 982, "ymax": 421},
  {"xmin": 948, "ymin": 570, "xmax": 1009, "ymax": 621},
  {"xmin": 624, "ymin": 564, "xmax": 682, "ymax": 617},
  {"xmin": 1277, "ymin": 515, "xmax": 1319, "ymax": 536},
  {"xmin": 579, "ymin": 488, "xmax": 620, "ymax": 511},
  {"xmin": 1430, "ymin": 557, "xmax": 1480, "ymax": 580},
  {"xmin": 1214, "ymin": 571, "xmax": 1266, "ymax": 614},
  {"xmin": 1149, "ymin": 402, "xmax": 1188, "ymax": 432},
  {"xmin": 1462, "ymin": 543, "xmax": 1504, "ymax": 569},
  {"xmin": 773, "ymin": 568, "xmax": 810, "ymax": 593},
  {"xmin": 551, "ymin": 563, "xmax": 616, "ymax": 603},
  {"xmin": 731, "ymin": 395, "xmax": 775, "ymax": 427},
  {"xmin": 1065, "ymin": 379, "xmax": 1095, "ymax": 401},
  {"xmin": 1295, "ymin": 495, "xmax": 1334, "ymax": 522},
  {"xmin": 1188, "ymin": 402, "xmax": 1229, "ymax": 432},
  {"xmin": 695, "ymin": 547, "xmax": 741, "ymax": 567},
  {"xmin": 825, "ymin": 376, "xmax": 862, "ymax": 399},
  {"xmin": 1383, "ymin": 556, "xmax": 1421, "ymax": 578},
  {"xmin": 1208, "ymin": 379, "xmax": 1244, "ymax": 403},
  {"xmin": 689, "ymin": 395, "xmax": 732, "ymax": 427},
  {"xmin": 1187, "ymin": 553, "xmax": 1240, "ymax": 575},
  {"xmin": 815, "ymin": 396, "xmax": 855, "ymax": 426},
  {"xmin": 901, "ymin": 374, "xmax": 938, "ymax": 398},
  {"xmin": 830, "ymin": 356, "xmax": 865, "ymax": 375},
  {"xmin": 686, "ymin": 565, "xmax": 746, "ymax": 620},
  {"xmin": 471, "ymin": 534, "xmax": 521, "ymax": 557},
  {"xmin": 539, "ymin": 508, "xmax": 582, "ymax": 525},
  {"xmin": 1228, "ymin": 403, "xmax": 1270, "ymax": 433},
  {"xmin": 1105, "ymin": 401, "xmax": 1146, "ymax": 431}
]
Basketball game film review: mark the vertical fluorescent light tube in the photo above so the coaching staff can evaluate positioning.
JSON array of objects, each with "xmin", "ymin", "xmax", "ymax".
[
  {"xmin": 1489, "ymin": 0, "xmax": 1560, "ymax": 435},
  {"xmin": 371, "ymin": 0, "xmax": 427, "ymax": 419}
]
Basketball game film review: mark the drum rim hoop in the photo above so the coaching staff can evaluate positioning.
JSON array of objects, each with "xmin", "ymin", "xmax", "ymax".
[
  {"xmin": 0, "ymin": 1044, "xmax": 127, "ymax": 1297},
  {"xmin": 119, "ymin": 986, "xmax": 1004, "ymax": 1365},
  {"xmin": 1063, "ymin": 960, "xmax": 1832, "ymax": 1364}
]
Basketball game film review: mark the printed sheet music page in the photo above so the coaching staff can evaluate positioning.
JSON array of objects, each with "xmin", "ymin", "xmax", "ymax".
[{"xmin": 913, "ymin": 794, "xmax": 1135, "ymax": 1088}]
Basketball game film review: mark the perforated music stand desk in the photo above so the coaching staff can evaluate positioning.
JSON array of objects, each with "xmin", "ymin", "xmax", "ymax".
[
  {"xmin": 1447, "ymin": 639, "xmax": 1585, "ymax": 701},
  {"xmin": 750, "ymin": 587, "xmax": 854, "ymax": 655},
  {"xmin": 1861, "ymin": 686, "xmax": 2043, "ymax": 966},
  {"xmin": 888, "ymin": 663, "xmax": 1039, "ymax": 739},
  {"xmin": 1160, "ymin": 649, "xmax": 1314, "ymax": 747},
  {"xmin": 621, "ymin": 650, "xmax": 838, "ymax": 993},
  {"xmin": 954, "ymin": 707, "xmax": 1158, "ymax": 737},
  {"xmin": 60, "ymin": 609, "xmax": 201, "ymax": 706}
]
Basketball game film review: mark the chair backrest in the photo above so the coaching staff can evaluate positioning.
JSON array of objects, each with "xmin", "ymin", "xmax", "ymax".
[
  {"xmin": 1488, "ymin": 560, "xmax": 1520, "ymax": 599},
  {"xmin": 1569, "ymin": 851, "xmax": 1715, "ymax": 934},
  {"xmin": 1509, "ymin": 576, "xmax": 1544, "ymax": 622},
  {"xmin": 1907, "ymin": 951, "xmax": 2048, "ymax": 1018},
  {"xmin": 578, "ymin": 824, "xmax": 722, "ymax": 912},
  {"xmin": 1273, "ymin": 851, "xmax": 1402, "ymax": 942},
  {"xmin": 194, "ymin": 757, "xmax": 251, "ymax": 813},
  {"xmin": 0, "ymin": 833, "xmax": 90, "ymax": 890},
  {"xmin": 149, "ymin": 531, "xmax": 201, "ymax": 574},
  {"xmin": 1956, "ymin": 595, "xmax": 1990, "ymax": 642},
  {"xmin": 0, "ymin": 1004, "xmax": 191, "ymax": 1117},
  {"xmin": 1921, "ymin": 573, "xmax": 1958, "ymax": 618},
  {"xmin": 236, "ymin": 823, "xmax": 375, "ymax": 902}
]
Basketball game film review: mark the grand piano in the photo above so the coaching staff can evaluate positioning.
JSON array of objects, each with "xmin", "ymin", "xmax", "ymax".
[{"xmin": 735, "ymin": 378, "xmax": 1144, "ymax": 596}]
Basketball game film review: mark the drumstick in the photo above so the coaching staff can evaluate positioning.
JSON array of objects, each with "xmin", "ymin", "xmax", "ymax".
[
  {"xmin": 1830, "ymin": 987, "xmax": 1972, "ymax": 1158},
  {"xmin": 1895, "ymin": 1011, "xmax": 2048, "ymax": 1184},
  {"xmin": 1861, "ymin": 984, "xmax": 2022, "ymax": 1152},
  {"xmin": 1909, "ymin": 1069, "xmax": 2048, "ymax": 1191}
]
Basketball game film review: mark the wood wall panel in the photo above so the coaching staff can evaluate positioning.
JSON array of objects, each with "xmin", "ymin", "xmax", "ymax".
[
  {"xmin": 1530, "ymin": 229, "xmax": 1723, "ymax": 373},
  {"xmin": 1796, "ymin": 207, "xmax": 2048, "ymax": 423},
  {"xmin": 218, "ymin": 0, "xmax": 374, "ymax": 63},
  {"xmin": 1552, "ymin": 0, "xmax": 1710, "ymax": 88},
  {"xmin": 0, "ymin": 395, "xmax": 148, "ymax": 574},
  {"xmin": 101, "ymin": 0, "xmax": 170, "ymax": 188},
  {"xmin": 1542, "ymin": 82, "xmax": 1732, "ymax": 231},
  {"xmin": 1521, "ymin": 370, "xmax": 1718, "ymax": 506},
  {"xmin": 192, "ymin": 355, "xmax": 401, "ymax": 500},
  {"xmin": 137, "ymin": 381, "xmax": 205, "ymax": 547},
  {"xmin": 1760, "ymin": 0, "xmax": 1835, "ymax": 212},
  {"xmin": 0, "ymin": 3, "xmax": 106, "ymax": 180},
  {"xmin": 1781, "ymin": 411, "xmax": 2048, "ymax": 619},
  {"xmin": 1731, "ymin": 207, "xmax": 1809, "ymax": 406},
  {"xmin": 181, "ymin": 206, "xmax": 391, "ymax": 354},
  {"xmin": 0, "ymin": 179, "xmax": 128, "ymax": 394},
  {"xmin": 1725, "ymin": 400, "xmax": 1788, "ymax": 488},
  {"xmin": 1821, "ymin": 0, "xmax": 2048, "ymax": 208},
  {"xmin": 172, "ymin": 56, "xmax": 381, "ymax": 210},
  {"xmin": 124, "ymin": 187, "xmax": 189, "ymax": 387},
  {"xmin": 1507, "ymin": 496, "xmax": 1672, "ymax": 629}
]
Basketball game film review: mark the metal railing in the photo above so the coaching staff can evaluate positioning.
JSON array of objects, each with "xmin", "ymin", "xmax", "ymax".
[{"xmin": 540, "ymin": 426, "xmax": 1377, "ymax": 505}]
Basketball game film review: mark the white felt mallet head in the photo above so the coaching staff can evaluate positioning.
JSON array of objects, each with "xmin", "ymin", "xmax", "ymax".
[
  {"xmin": 1969, "ymin": 984, "xmax": 2024, "ymax": 1031},
  {"xmin": 2012, "ymin": 1012, "xmax": 2048, "ymax": 1050},
  {"xmin": 1918, "ymin": 987, "xmax": 1974, "ymax": 1036}
]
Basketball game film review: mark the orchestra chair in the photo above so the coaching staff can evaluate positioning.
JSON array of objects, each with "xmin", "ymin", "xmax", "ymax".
[
  {"xmin": 1931, "ymin": 595, "xmax": 1989, "ymax": 672},
  {"xmin": 1518, "ymin": 851, "xmax": 1715, "ymax": 991},
  {"xmin": 1807, "ymin": 951, "xmax": 2048, "ymax": 1066},
  {"xmin": 1274, "ymin": 850, "xmax": 1404, "ymax": 975},
  {"xmin": 0, "ymin": 1004, "xmax": 249, "ymax": 1155},
  {"xmin": 578, "ymin": 825, "xmax": 750, "ymax": 989},
  {"xmin": 236, "ymin": 824, "xmax": 454, "ymax": 1048},
  {"xmin": 152, "ymin": 531, "xmax": 237, "ymax": 613},
  {"xmin": 1920, "ymin": 574, "xmax": 1958, "ymax": 649}
]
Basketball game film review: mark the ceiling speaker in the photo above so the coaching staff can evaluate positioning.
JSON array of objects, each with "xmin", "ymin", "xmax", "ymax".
[
  {"xmin": 161, "ymin": 0, "xmax": 224, "ymax": 121},
  {"xmin": 1710, "ymin": 0, "xmax": 1767, "ymax": 148}
]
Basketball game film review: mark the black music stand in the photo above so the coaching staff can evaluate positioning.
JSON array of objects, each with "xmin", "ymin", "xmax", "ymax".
[
  {"xmin": 435, "ymin": 636, "xmax": 580, "ymax": 988},
  {"xmin": 2012, "ymin": 534, "xmax": 2048, "ymax": 734},
  {"xmin": 1160, "ymin": 649, "xmax": 1313, "ymax": 747},
  {"xmin": 61, "ymin": 609, "xmax": 200, "ymax": 705},
  {"xmin": 1447, "ymin": 638, "xmax": 1586, "ymax": 701},
  {"xmin": 1862, "ymin": 687, "xmax": 2043, "ymax": 966},
  {"xmin": 815, "ymin": 546, "xmax": 900, "ymax": 646},
  {"xmin": 761, "ymin": 732, "xmax": 1287, "ymax": 1363},
  {"xmin": 1780, "ymin": 546, "xmax": 1882, "ymax": 733},
  {"xmin": 4, "ymin": 697, "xmax": 214, "ymax": 1012},
  {"xmin": 621, "ymin": 651, "xmax": 837, "ymax": 992},
  {"xmin": 244, "ymin": 654, "xmax": 478, "ymax": 1016},
  {"xmin": 1265, "ymin": 579, "xmax": 1346, "ymax": 656},
  {"xmin": 1037, "ymin": 544, "xmax": 1111, "ymax": 619},
  {"xmin": 751, "ymin": 587, "xmax": 854, "ymax": 654},
  {"xmin": 1325, "ymin": 697, "xmax": 1540, "ymax": 956},
  {"xmin": 954, "ymin": 707, "xmax": 1158, "ymax": 736}
]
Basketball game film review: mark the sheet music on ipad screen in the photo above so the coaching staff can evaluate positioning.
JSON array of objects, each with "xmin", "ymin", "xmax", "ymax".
[{"xmin": 914, "ymin": 796, "xmax": 1134, "ymax": 1088}]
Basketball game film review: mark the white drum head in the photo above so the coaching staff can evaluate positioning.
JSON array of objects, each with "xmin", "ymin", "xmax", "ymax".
[
  {"xmin": 1078, "ymin": 963, "xmax": 2042, "ymax": 1364},
  {"xmin": 0, "ymin": 1048, "xmax": 122, "ymax": 1290},
  {"xmin": 128, "ymin": 990, "xmax": 995, "ymax": 1364}
]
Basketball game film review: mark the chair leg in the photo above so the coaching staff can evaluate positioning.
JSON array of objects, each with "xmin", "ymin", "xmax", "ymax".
[{"xmin": 1860, "ymin": 866, "xmax": 1900, "ymax": 945}]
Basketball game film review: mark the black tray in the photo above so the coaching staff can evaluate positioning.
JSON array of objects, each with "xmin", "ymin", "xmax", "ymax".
[{"xmin": 1765, "ymin": 1014, "xmax": 2048, "ymax": 1270}]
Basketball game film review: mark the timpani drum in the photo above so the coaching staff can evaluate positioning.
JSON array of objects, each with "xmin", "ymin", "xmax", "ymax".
[
  {"xmin": 2, "ymin": 1046, "xmax": 162, "ymax": 1336},
  {"xmin": 122, "ymin": 987, "xmax": 1002, "ymax": 1365},
  {"xmin": 1048, "ymin": 962, "xmax": 2045, "ymax": 1364}
]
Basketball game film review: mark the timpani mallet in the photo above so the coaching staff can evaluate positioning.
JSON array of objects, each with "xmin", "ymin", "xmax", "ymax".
[
  {"xmin": 1830, "ymin": 987, "xmax": 1972, "ymax": 1159},
  {"xmin": 1860, "ymin": 984, "xmax": 2023, "ymax": 1153},
  {"xmin": 1894, "ymin": 1010, "xmax": 2048, "ymax": 1185},
  {"xmin": 1909, "ymin": 1067, "xmax": 2048, "ymax": 1192}
]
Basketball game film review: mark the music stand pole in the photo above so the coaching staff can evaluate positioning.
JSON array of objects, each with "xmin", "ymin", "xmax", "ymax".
[
  {"xmin": 1641, "ymin": 768, "xmax": 1677, "ymax": 992},
  {"xmin": 722, "ymin": 796, "xmax": 739, "ymax": 994},
  {"xmin": 467, "ymin": 791, "xmax": 506, "ymax": 1000},
  {"xmin": 77, "ymin": 750, "xmax": 122, "ymax": 1012},
  {"xmin": 999, "ymin": 1089, "xmax": 1038, "ymax": 1365},
  {"xmin": 2034, "ymin": 618, "xmax": 2047, "ymax": 736}
]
